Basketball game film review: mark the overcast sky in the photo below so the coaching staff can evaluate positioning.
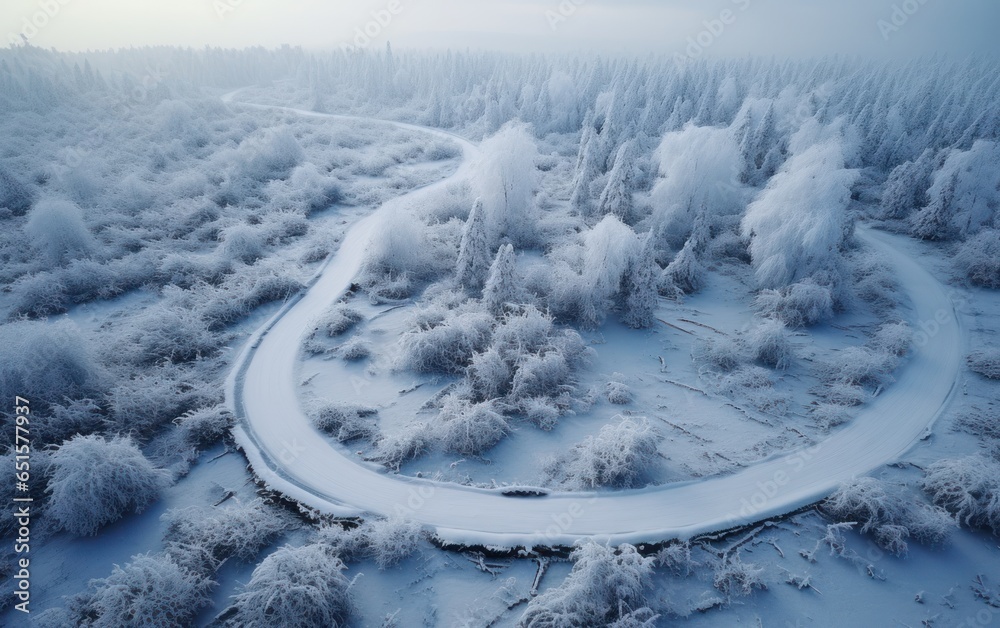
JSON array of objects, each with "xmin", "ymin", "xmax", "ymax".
[{"xmin": 2, "ymin": 0, "xmax": 997, "ymax": 57}]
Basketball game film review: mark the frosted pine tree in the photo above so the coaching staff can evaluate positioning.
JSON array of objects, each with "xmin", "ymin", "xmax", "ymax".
[
  {"xmin": 571, "ymin": 115, "xmax": 603, "ymax": 215},
  {"xmin": 621, "ymin": 235, "xmax": 659, "ymax": 329},
  {"xmin": 878, "ymin": 149, "xmax": 936, "ymax": 219},
  {"xmin": 456, "ymin": 198, "xmax": 492, "ymax": 291},
  {"xmin": 911, "ymin": 172, "xmax": 958, "ymax": 240},
  {"xmin": 483, "ymin": 243, "xmax": 517, "ymax": 316},
  {"xmin": 598, "ymin": 140, "xmax": 639, "ymax": 222}
]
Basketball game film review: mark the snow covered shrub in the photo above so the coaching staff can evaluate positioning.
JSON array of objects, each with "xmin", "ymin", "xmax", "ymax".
[
  {"xmin": 956, "ymin": 229, "xmax": 1000, "ymax": 288},
  {"xmin": 606, "ymin": 374, "xmax": 633, "ymax": 405},
  {"xmin": 878, "ymin": 150, "xmax": 936, "ymax": 220},
  {"xmin": 67, "ymin": 552, "xmax": 214, "ymax": 628},
  {"xmin": 712, "ymin": 551, "xmax": 766, "ymax": 597},
  {"xmin": 620, "ymin": 237, "xmax": 660, "ymax": 329},
  {"xmin": 371, "ymin": 424, "xmax": 429, "ymax": 471},
  {"xmin": 520, "ymin": 542, "xmax": 655, "ymax": 628},
  {"xmin": 520, "ymin": 397, "xmax": 562, "ymax": 431},
  {"xmin": 824, "ymin": 477, "xmax": 953, "ymax": 556},
  {"xmin": 285, "ymin": 163, "xmax": 343, "ymax": 214},
  {"xmin": 197, "ymin": 261, "xmax": 304, "ymax": 329},
  {"xmin": 753, "ymin": 279, "xmax": 834, "ymax": 327},
  {"xmin": 46, "ymin": 435, "xmax": 171, "ymax": 536},
  {"xmin": 655, "ymin": 541, "xmax": 699, "ymax": 577},
  {"xmin": 357, "ymin": 517, "xmax": 423, "ymax": 569},
  {"xmin": 651, "ymin": 124, "xmax": 746, "ymax": 245},
  {"xmin": 741, "ymin": 134, "xmax": 858, "ymax": 288},
  {"xmin": 472, "ymin": 121, "xmax": 539, "ymax": 246},
  {"xmin": 824, "ymin": 346, "xmax": 898, "ymax": 387},
  {"xmin": 106, "ymin": 363, "xmax": 220, "ymax": 436},
  {"xmin": 849, "ymin": 249, "xmax": 899, "ymax": 310},
  {"xmin": 968, "ymin": 348, "xmax": 1000, "ymax": 380},
  {"xmin": 560, "ymin": 417, "xmax": 662, "ymax": 489},
  {"xmin": 119, "ymin": 301, "xmax": 221, "ymax": 365},
  {"xmin": 316, "ymin": 305, "xmax": 364, "ymax": 337},
  {"xmin": 811, "ymin": 403, "xmax": 852, "ymax": 430},
  {"xmin": 922, "ymin": 456, "xmax": 1000, "ymax": 534},
  {"xmin": 661, "ymin": 238, "xmax": 704, "ymax": 296},
  {"xmin": 468, "ymin": 347, "xmax": 514, "ymax": 401},
  {"xmin": 227, "ymin": 544, "xmax": 352, "ymax": 628},
  {"xmin": 872, "ymin": 322, "xmax": 911, "ymax": 357},
  {"xmin": 8, "ymin": 271, "xmax": 69, "ymax": 318},
  {"xmin": 398, "ymin": 307, "xmax": 494, "ymax": 375},
  {"xmin": 311, "ymin": 402, "xmax": 379, "ymax": 443},
  {"xmin": 358, "ymin": 208, "xmax": 431, "ymax": 299},
  {"xmin": 0, "ymin": 164, "xmax": 33, "ymax": 215},
  {"xmin": 434, "ymin": 396, "xmax": 509, "ymax": 456},
  {"xmin": 717, "ymin": 366, "xmax": 790, "ymax": 415},
  {"xmin": 163, "ymin": 499, "xmax": 290, "ymax": 569},
  {"xmin": 238, "ymin": 127, "xmax": 305, "ymax": 183},
  {"xmin": 25, "ymin": 198, "xmax": 93, "ymax": 264},
  {"xmin": 220, "ymin": 223, "xmax": 267, "ymax": 264},
  {"xmin": 820, "ymin": 382, "xmax": 868, "ymax": 407},
  {"xmin": 174, "ymin": 405, "xmax": 234, "ymax": 447},
  {"xmin": 337, "ymin": 338, "xmax": 371, "ymax": 361},
  {"xmin": 693, "ymin": 336, "xmax": 748, "ymax": 373},
  {"xmin": 0, "ymin": 319, "xmax": 99, "ymax": 410},
  {"xmin": 746, "ymin": 319, "xmax": 792, "ymax": 369}
]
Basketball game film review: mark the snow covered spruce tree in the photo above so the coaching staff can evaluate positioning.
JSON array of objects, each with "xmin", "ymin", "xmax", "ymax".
[
  {"xmin": 455, "ymin": 197, "xmax": 493, "ymax": 290},
  {"xmin": 620, "ymin": 235, "xmax": 659, "ymax": 329},
  {"xmin": 483, "ymin": 243, "xmax": 518, "ymax": 316},
  {"xmin": 520, "ymin": 542, "xmax": 656, "ymax": 627},
  {"xmin": 46, "ymin": 435, "xmax": 171, "ymax": 536},
  {"xmin": 598, "ymin": 139, "xmax": 640, "ymax": 222},
  {"xmin": 226, "ymin": 543, "xmax": 352, "ymax": 628}
]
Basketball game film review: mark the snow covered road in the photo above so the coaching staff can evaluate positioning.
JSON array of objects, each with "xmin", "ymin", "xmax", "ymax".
[{"xmin": 225, "ymin": 95, "xmax": 964, "ymax": 548}]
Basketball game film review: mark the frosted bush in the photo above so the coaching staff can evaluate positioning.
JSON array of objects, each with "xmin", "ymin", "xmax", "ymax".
[
  {"xmin": 850, "ymin": 249, "xmax": 898, "ymax": 309},
  {"xmin": 824, "ymin": 346, "xmax": 898, "ymax": 387},
  {"xmin": 312, "ymin": 402, "xmax": 379, "ymax": 443},
  {"xmin": 398, "ymin": 310, "xmax": 494, "ymax": 374},
  {"xmin": 220, "ymin": 223, "xmax": 267, "ymax": 264},
  {"xmin": 520, "ymin": 542, "xmax": 654, "ymax": 628},
  {"xmin": 0, "ymin": 164, "xmax": 33, "ymax": 215},
  {"xmin": 358, "ymin": 517, "xmax": 423, "ymax": 569},
  {"xmin": 922, "ymin": 456, "xmax": 1000, "ymax": 534},
  {"xmin": 561, "ymin": 417, "xmax": 662, "ymax": 489},
  {"xmin": 371, "ymin": 424, "xmax": 429, "ymax": 471},
  {"xmin": 510, "ymin": 352, "xmax": 572, "ymax": 402},
  {"xmin": 872, "ymin": 322, "xmax": 911, "ymax": 357},
  {"xmin": 956, "ymin": 230, "xmax": 1000, "ymax": 288},
  {"xmin": 227, "ymin": 544, "xmax": 352, "ymax": 628},
  {"xmin": 655, "ymin": 541, "xmax": 699, "ymax": 577},
  {"xmin": 746, "ymin": 319, "xmax": 792, "ymax": 369},
  {"xmin": 163, "ymin": 498, "xmax": 289, "ymax": 568},
  {"xmin": 693, "ymin": 336, "xmax": 748, "ymax": 373},
  {"xmin": 717, "ymin": 365, "xmax": 790, "ymax": 415},
  {"xmin": 8, "ymin": 271, "xmax": 69, "ymax": 318},
  {"xmin": 120, "ymin": 302, "xmax": 221, "ymax": 365},
  {"xmin": 968, "ymin": 348, "xmax": 1000, "ymax": 380},
  {"xmin": 811, "ymin": 403, "xmax": 852, "ymax": 430},
  {"xmin": 0, "ymin": 319, "xmax": 99, "ymax": 408},
  {"xmin": 821, "ymin": 382, "xmax": 868, "ymax": 407},
  {"xmin": 25, "ymin": 198, "xmax": 93, "ymax": 264},
  {"xmin": 824, "ymin": 477, "xmax": 954, "ymax": 555},
  {"xmin": 107, "ymin": 363, "xmax": 220, "ymax": 436},
  {"xmin": 434, "ymin": 397, "xmax": 509, "ymax": 456},
  {"xmin": 238, "ymin": 127, "xmax": 305, "ymax": 183},
  {"xmin": 358, "ymin": 208, "xmax": 432, "ymax": 297},
  {"xmin": 337, "ymin": 338, "xmax": 371, "ymax": 361},
  {"xmin": 46, "ymin": 435, "xmax": 171, "ymax": 536},
  {"xmin": 712, "ymin": 552, "xmax": 766, "ymax": 597},
  {"xmin": 468, "ymin": 347, "xmax": 513, "ymax": 401},
  {"xmin": 606, "ymin": 375, "xmax": 633, "ymax": 405},
  {"xmin": 69, "ymin": 552, "xmax": 214, "ymax": 628},
  {"xmin": 174, "ymin": 405, "xmax": 234, "ymax": 446},
  {"xmin": 520, "ymin": 397, "xmax": 561, "ymax": 431},
  {"xmin": 753, "ymin": 279, "xmax": 834, "ymax": 327}
]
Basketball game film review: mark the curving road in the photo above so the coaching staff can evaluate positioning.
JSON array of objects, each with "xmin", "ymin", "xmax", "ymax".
[{"xmin": 224, "ymin": 94, "xmax": 964, "ymax": 548}]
